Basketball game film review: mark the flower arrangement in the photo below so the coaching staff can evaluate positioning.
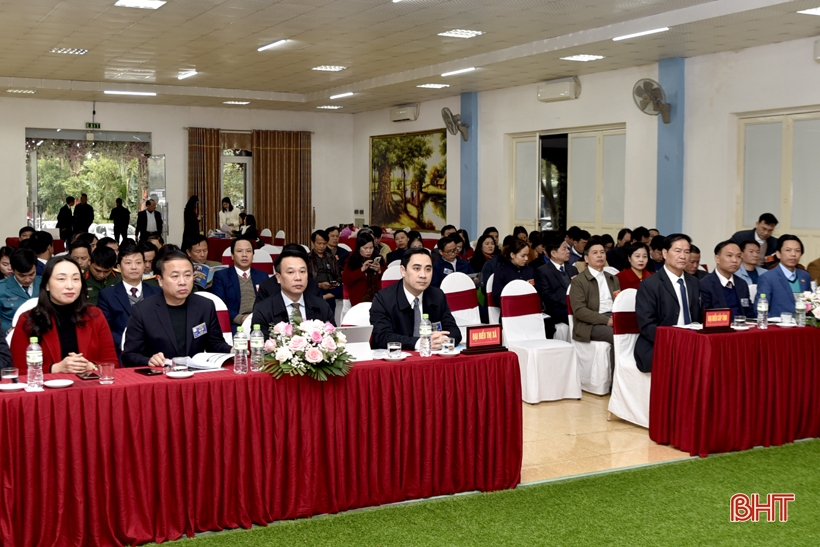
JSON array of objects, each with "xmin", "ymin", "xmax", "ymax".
[
  {"xmin": 260, "ymin": 319, "xmax": 354, "ymax": 381},
  {"xmin": 801, "ymin": 291, "xmax": 820, "ymax": 327}
]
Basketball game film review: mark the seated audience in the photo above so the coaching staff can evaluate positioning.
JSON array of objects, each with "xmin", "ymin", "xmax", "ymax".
[
  {"xmin": 431, "ymin": 224, "xmax": 458, "ymax": 261},
  {"xmin": 700, "ymin": 240, "xmax": 755, "ymax": 320},
  {"xmin": 755, "ymin": 234, "xmax": 812, "ymax": 317},
  {"xmin": 634, "ymin": 234, "xmax": 701, "ymax": 372},
  {"xmin": 470, "ymin": 234, "xmax": 496, "ymax": 275},
  {"xmin": 19, "ymin": 226, "xmax": 36, "ymax": 241},
  {"xmin": 239, "ymin": 214, "xmax": 259, "ymax": 242},
  {"xmin": 85, "ymin": 246, "xmax": 119, "ymax": 305},
  {"xmin": 218, "ymin": 197, "xmax": 241, "ymax": 233},
  {"xmin": 210, "ymin": 237, "xmax": 268, "ymax": 331},
  {"xmin": 326, "ymin": 226, "xmax": 351, "ymax": 269},
  {"xmin": 370, "ymin": 248, "xmax": 460, "ymax": 350},
  {"xmin": 457, "ymin": 229, "xmax": 474, "ymax": 259},
  {"xmin": 122, "ymin": 249, "xmax": 232, "ymax": 367},
  {"xmin": 649, "ymin": 229, "xmax": 660, "ymax": 238},
  {"xmin": 648, "ymin": 235, "xmax": 666, "ymax": 272},
  {"xmin": 432, "ymin": 233, "xmax": 474, "ymax": 287},
  {"xmin": 600, "ymin": 234, "xmax": 615, "ymax": 251},
  {"xmin": 0, "ymin": 249, "xmax": 40, "ymax": 333},
  {"xmin": 31, "ymin": 231, "xmax": 54, "ymax": 275},
  {"xmin": 407, "ymin": 231, "xmax": 425, "ymax": 250},
  {"xmin": 616, "ymin": 228, "xmax": 632, "ymax": 248},
  {"xmin": 685, "ymin": 244, "xmax": 708, "ymax": 280},
  {"xmin": 10, "ymin": 256, "xmax": 118, "ymax": 373},
  {"xmin": 386, "ymin": 230, "xmax": 410, "ymax": 264},
  {"xmin": 139, "ymin": 241, "xmax": 158, "ymax": 279},
  {"xmin": 370, "ymin": 226, "xmax": 391, "ymax": 261},
  {"xmin": 535, "ymin": 239, "xmax": 577, "ymax": 332},
  {"xmin": 251, "ymin": 249, "xmax": 335, "ymax": 338},
  {"xmin": 143, "ymin": 233, "xmax": 164, "ymax": 252},
  {"xmin": 183, "ymin": 234, "xmax": 221, "ymax": 267},
  {"xmin": 482, "ymin": 235, "xmax": 514, "ymax": 291},
  {"xmin": 97, "ymin": 236, "xmax": 118, "ymax": 253},
  {"xmin": 513, "ymin": 226, "xmax": 528, "ymax": 241},
  {"xmin": 731, "ymin": 213, "xmax": 778, "ymax": 269},
  {"xmin": 492, "ymin": 238, "xmax": 535, "ymax": 304},
  {"xmin": 0, "ymin": 246, "xmax": 15, "ymax": 279},
  {"xmin": 482, "ymin": 226, "xmax": 500, "ymax": 246},
  {"xmin": 615, "ymin": 243, "xmax": 653, "ymax": 291},
  {"xmin": 527, "ymin": 232, "xmax": 544, "ymax": 265},
  {"xmin": 807, "ymin": 255, "xmax": 820, "ymax": 284},
  {"xmin": 631, "ymin": 226, "xmax": 651, "ymax": 245},
  {"xmin": 69, "ymin": 240, "xmax": 92, "ymax": 271},
  {"xmin": 256, "ymin": 244, "xmax": 323, "ymax": 304},
  {"xmin": 307, "ymin": 229, "xmax": 342, "ymax": 314},
  {"xmin": 566, "ymin": 226, "xmax": 589, "ymax": 266},
  {"xmin": 735, "ymin": 240, "xmax": 766, "ymax": 287},
  {"xmin": 98, "ymin": 243, "xmax": 162, "ymax": 352},
  {"xmin": 74, "ymin": 232, "xmax": 98, "ymax": 251},
  {"xmin": 606, "ymin": 228, "xmax": 632, "ymax": 272},
  {"xmin": 569, "ymin": 237, "xmax": 619, "ymax": 362},
  {"xmin": 342, "ymin": 232, "xmax": 385, "ymax": 306}
]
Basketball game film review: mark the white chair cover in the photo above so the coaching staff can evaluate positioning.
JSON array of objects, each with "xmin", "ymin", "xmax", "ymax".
[
  {"xmin": 193, "ymin": 292, "xmax": 233, "ymax": 345},
  {"xmin": 486, "ymin": 274, "xmax": 501, "ymax": 325},
  {"xmin": 607, "ymin": 288, "xmax": 650, "ymax": 428},
  {"xmin": 500, "ymin": 280, "xmax": 581, "ymax": 403},
  {"xmin": 341, "ymin": 302, "xmax": 372, "ymax": 326},
  {"xmin": 553, "ymin": 322, "xmax": 571, "ymax": 343},
  {"xmin": 566, "ymin": 285, "xmax": 612, "ymax": 395},
  {"xmin": 221, "ymin": 247, "xmax": 274, "ymax": 274},
  {"xmin": 381, "ymin": 266, "xmax": 402, "ymax": 288},
  {"xmin": 440, "ymin": 272, "xmax": 481, "ymax": 341},
  {"xmin": 11, "ymin": 298, "xmax": 38, "ymax": 329},
  {"xmin": 121, "ymin": 326, "xmax": 127, "ymax": 352},
  {"xmin": 260, "ymin": 228, "xmax": 272, "ymax": 237},
  {"xmin": 338, "ymin": 243, "xmax": 352, "ymax": 252},
  {"xmin": 748, "ymin": 283, "xmax": 757, "ymax": 303},
  {"xmin": 387, "ymin": 260, "xmax": 401, "ymax": 269},
  {"xmin": 241, "ymin": 314, "xmax": 253, "ymax": 334},
  {"xmin": 274, "ymin": 230, "xmax": 286, "ymax": 246}
]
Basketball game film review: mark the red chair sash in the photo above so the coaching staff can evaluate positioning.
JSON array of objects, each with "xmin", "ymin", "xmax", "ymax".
[
  {"xmin": 487, "ymin": 291, "xmax": 494, "ymax": 308},
  {"xmin": 612, "ymin": 311, "xmax": 639, "ymax": 335},
  {"xmin": 501, "ymin": 293, "xmax": 542, "ymax": 318},
  {"xmin": 446, "ymin": 288, "xmax": 478, "ymax": 312},
  {"xmin": 253, "ymin": 262, "xmax": 274, "ymax": 274},
  {"xmin": 260, "ymin": 235, "xmax": 272, "ymax": 245},
  {"xmin": 566, "ymin": 294, "xmax": 572, "ymax": 315},
  {"xmin": 382, "ymin": 278, "xmax": 399, "ymax": 288},
  {"xmin": 274, "ymin": 237, "xmax": 285, "ymax": 246},
  {"xmin": 216, "ymin": 310, "xmax": 231, "ymax": 333},
  {"xmin": 222, "ymin": 256, "xmax": 233, "ymax": 266}
]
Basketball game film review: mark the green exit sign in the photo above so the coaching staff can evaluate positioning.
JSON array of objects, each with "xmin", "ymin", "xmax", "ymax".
[{"xmin": 86, "ymin": 122, "xmax": 101, "ymax": 129}]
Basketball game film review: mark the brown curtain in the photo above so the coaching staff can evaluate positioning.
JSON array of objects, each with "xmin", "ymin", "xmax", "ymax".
[
  {"xmin": 252, "ymin": 130, "xmax": 312, "ymax": 245},
  {"xmin": 187, "ymin": 127, "xmax": 221, "ymax": 234},
  {"xmin": 221, "ymin": 132, "xmax": 252, "ymax": 153}
]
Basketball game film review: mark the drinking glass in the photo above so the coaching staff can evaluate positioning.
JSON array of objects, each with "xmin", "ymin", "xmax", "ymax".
[
  {"xmin": 1, "ymin": 367, "xmax": 18, "ymax": 384},
  {"xmin": 732, "ymin": 315, "xmax": 746, "ymax": 328},
  {"xmin": 442, "ymin": 338, "xmax": 455, "ymax": 353},
  {"xmin": 172, "ymin": 357, "xmax": 189, "ymax": 373},
  {"xmin": 781, "ymin": 312, "xmax": 793, "ymax": 325},
  {"xmin": 387, "ymin": 342, "xmax": 402, "ymax": 359},
  {"xmin": 98, "ymin": 363, "xmax": 115, "ymax": 385}
]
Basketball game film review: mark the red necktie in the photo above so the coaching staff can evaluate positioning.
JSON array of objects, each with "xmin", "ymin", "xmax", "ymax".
[{"xmin": 243, "ymin": 272, "xmax": 248, "ymax": 279}]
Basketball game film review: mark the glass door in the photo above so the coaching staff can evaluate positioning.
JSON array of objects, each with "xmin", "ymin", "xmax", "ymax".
[{"xmin": 220, "ymin": 154, "xmax": 252, "ymax": 216}]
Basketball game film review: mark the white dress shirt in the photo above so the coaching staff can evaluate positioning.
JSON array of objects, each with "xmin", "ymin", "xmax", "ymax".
[
  {"xmin": 550, "ymin": 259, "xmax": 567, "ymax": 273},
  {"xmin": 235, "ymin": 265, "xmax": 251, "ymax": 279},
  {"xmin": 715, "ymin": 270, "xmax": 735, "ymax": 288},
  {"xmin": 404, "ymin": 285, "xmax": 424, "ymax": 350},
  {"xmin": 663, "ymin": 266, "xmax": 688, "ymax": 326},
  {"xmin": 588, "ymin": 267, "xmax": 613, "ymax": 314},
  {"xmin": 122, "ymin": 280, "xmax": 143, "ymax": 299},
  {"xmin": 281, "ymin": 293, "xmax": 306, "ymax": 322},
  {"xmin": 145, "ymin": 210, "xmax": 158, "ymax": 232}
]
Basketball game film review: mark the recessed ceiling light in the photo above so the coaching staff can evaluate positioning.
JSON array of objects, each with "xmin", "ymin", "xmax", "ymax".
[
  {"xmin": 612, "ymin": 27, "xmax": 669, "ymax": 41},
  {"xmin": 104, "ymin": 90, "xmax": 157, "ymax": 96},
  {"xmin": 329, "ymin": 92, "xmax": 353, "ymax": 99},
  {"xmin": 560, "ymin": 54, "xmax": 605, "ymax": 62},
  {"xmin": 417, "ymin": 83, "xmax": 450, "ymax": 89},
  {"xmin": 317, "ymin": 105, "xmax": 343, "ymax": 110},
  {"xmin": 50, "ymin": 47, "xmax": 88, "ymax": 55},
  {"xmin": 6, "ymin": 89, "xmax": 36, "ymax": 94},
  {"xmin": 438, "ymin": 29, "xmax": 484, "ymax": 39},
  {"xmin": 223, "ymin": 101, "xmax": 250, "ymax": 105},
  {"xmin": 178, "ymin": 70, "xmax": 197, "ymax": 80},
  {"xmin": 441, "ymin": 67, "xmax": 476, "ymax": 77},
  {"xmin": 105, "ymin": 68, "xmax": 155, "ymax": 81},
  {"xmin": 313, "ymin": 65, "xmax": 347, "ymax": 72},
  {"xmin": 114, "ymin": 0, "xmax": 166, "ymax": 8},
  {"xmin": 797, "ymin": 8, "xmax": 820, "ymax": 16},
  {"xmin": 257, "ymin": 39, "xmax": 289, "ymax": 52}
]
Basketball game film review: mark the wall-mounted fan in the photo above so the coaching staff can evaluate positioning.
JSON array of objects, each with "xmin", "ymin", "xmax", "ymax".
[
  {"xmin": 441, "ymin": 107, "xmax": 469, "ymax": 141},
  {"xmin": 632, "ymin": 79, "xmax": 671, "ymax": 124}
]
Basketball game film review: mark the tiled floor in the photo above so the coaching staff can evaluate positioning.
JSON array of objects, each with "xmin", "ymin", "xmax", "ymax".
[{"xmin": 520, "ymin": 393, "xmax": 690, "ymax": 483}]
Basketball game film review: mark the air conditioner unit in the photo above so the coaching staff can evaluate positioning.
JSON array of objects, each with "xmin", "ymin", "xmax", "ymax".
[
  {"xmin": 390, "ymin": 104, "xmax": 420, "ymax": 122},
  {"xmin": 537, "ymin": 77, "xmax": 581, "ymax": 103}
]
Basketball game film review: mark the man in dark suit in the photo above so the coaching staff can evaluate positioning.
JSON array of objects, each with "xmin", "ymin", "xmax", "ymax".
[
  {"xmin": 122, "ymin": 249, "xmax": 232, "ymax": 367},
  {"xmin": 108, "ymin": 198, "xmax": 131, "ymax": 244},
  {"xmin": 431, "ymin": 234, "xmax": 474, "ymax": 287},
  {"xmin": 135, "ymin": 199, "xmax": 163, "ymax": 242},
  {"xmin": 684, "ymin": 245, "xmax": 709, "ymax": 280},
  {"xmin": 370, "ymin": 248, "xmax": 461, "ymax": 350},
  {"xmin": 29, "ymin": 231, "xmax": 53, "ymax": 276},
  {"xmin": 72, "ymin": 193, "xmax": 94, "ymax": 235},
  {"xmin": 325, "ymin": 226, "xmax": 351, "ymax": 269},
  {"xmin": 251, "ymin": 249, "xmax": 335, "ymax": 339},
  {"xmin": 605, "ymin": 228, "xmax": 633, "ymax": 271},
  {"xmin": 56, "ymin": 196, "xmax": 75, "ymax": 244},
  {"xmin": 731, "ymin": 212, "xmax": 778, "ymax": 269},
  {"xmin": 699, "ymin": 240, "xmax": 755, "ymax": 320},
  {"xmin": 98, "ymin": 242, "xmax": 162, "ymax": 353},
  {"xmin": 634, "ymin": 234, "xmax": 701, "ymax": 373},
  {"xmin": 535, "ymin": 240, "xmax": 577, "ymax": 336},
  {"xmin": 565, "ymin": 226, "xmax": 589, "ymax": 267},
  {"xmin": 255, "ymin": 244, "xmax": 323, "ymax": 304},
  {"xmin": 210, "ymin": 237, "xmax": 269, "ymax": 332}
]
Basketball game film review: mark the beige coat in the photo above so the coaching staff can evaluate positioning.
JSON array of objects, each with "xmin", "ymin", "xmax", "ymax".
[{"xmin": 569, "ymin": 267, "xmax": 620, "ymax": 343}]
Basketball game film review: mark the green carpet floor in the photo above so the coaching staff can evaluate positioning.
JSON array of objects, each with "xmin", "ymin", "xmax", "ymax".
[{"xmin": 163, "ymin": 439, "xmax": 820, "ymax": 546}]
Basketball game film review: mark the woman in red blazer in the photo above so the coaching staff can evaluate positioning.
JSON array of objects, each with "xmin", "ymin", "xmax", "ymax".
[
  {"xmin": 342, "ymin": 232, "xmax": 386, "ymax": 306},
  {"xmin": 11, "ymin": 256, "xmax": 118, "ymax": 373},
  {"xmin": 615, "ymin": 242, "xmax": 654, "ymax": 291}
]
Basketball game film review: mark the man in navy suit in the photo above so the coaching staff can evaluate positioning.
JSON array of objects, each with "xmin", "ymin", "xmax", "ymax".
[
  {"xmin": 699, "ymin": 240, "xmax": 755, "ymax": 320},
  {"xmin": 370, "ymin": 248, "xmax": 461, "ymax": 350},
  {"xmin": 30, "ymin": 231, "xmax": 53, "ymax": 276},
  {"xmin": 634, "ymin": 234, "xmax": 701, "ymax": 373},
  {"xmin": 122, "ymin": 249, "xmax": 232, "ymax": 367},
  {"xmin": 534, "ymin": 239, "xmax": 578, "ymax": 334},
  {"xmin": 0, "ymin": 249, "xmax": 40, "ymax": 334},
  {"xmin": 731, "ymin": 212, "xmax": 778, "ymax": 269},
  {"xmin": 210, "ymin": 237, "xmax": 269, "ymax": 332},
  {"xmin": 251, "ymin": 249, "xmax": 335, "ymax": 339},
  {"xmin": 755, "ymin": 234, "xmax": 813, "ymax": 318},
  {"xmin": 98, "ymin": 243, "xmax": 162, "ymax": 353},
  {"xmin": 431, "ymin": 234, "xmax": 473, "ymax": 287}
]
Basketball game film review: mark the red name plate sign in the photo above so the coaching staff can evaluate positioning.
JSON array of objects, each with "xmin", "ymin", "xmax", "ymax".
[
  {"xmin": 461, "ymin": 325, "xmax": 507, "ymax": 355},
  {"xmin": 702, "ymin": 308, "xmax": 733, "ymax": 333}
]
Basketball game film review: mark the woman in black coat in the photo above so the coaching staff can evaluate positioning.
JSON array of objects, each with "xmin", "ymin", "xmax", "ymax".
[{"xmin": 183, "ymin": 196, "xmax": 201, "ymax": 243}]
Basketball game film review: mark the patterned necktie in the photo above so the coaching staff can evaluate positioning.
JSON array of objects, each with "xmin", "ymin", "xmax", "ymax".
[
  {"xmin": 243, "ymin": 272, "xmax": 248, "ymax": 279},
  {"xmin": 130, "ymin": 287, "xmax": 138, "ymax": 298},
  {"xmin": 677, "ymin": 279, "xmax": 691, "ymax": 324},
  {"xmin": 726, "ymin": 281, "xmax": 733, "ymax": 289},
  {"xmin": 290, "ymin": 302, "xmax": 302, "ymax": 325},
  {"xmin": 560, "ymin": 265, "xmax": 565, "ymax": 274},
  {"xmin": 413, "ymin": 297, "xmax": 421, "ymax": 337}
]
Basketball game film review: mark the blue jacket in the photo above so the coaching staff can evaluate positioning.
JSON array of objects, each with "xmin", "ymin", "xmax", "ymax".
[
  {"xmin": 210, "ymin": 267, "xmax": 269, "ymax": 331},
  {"xmin": 699, "ymin": 271, "xmax": 755, "ymax": 320},
  {"xmin": 735, "ymin": 265, "xmax": 766, "ymax": 287},
  {"xmin": 755, "ymin": 266, "xmax": 812, "ymax": 317},
  {"xmin": 431, "ymin": 256, "xmax": 473, "ymax": 287},
  {"xmin": 97, "ymin": 282, "xmax": 162, "ymax": 352},
  {"xmin": 0, "ymin": 276, "xmax": 41, "ymax": 333}
]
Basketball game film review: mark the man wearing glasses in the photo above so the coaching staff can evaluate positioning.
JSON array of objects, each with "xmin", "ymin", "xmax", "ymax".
[{"xmin": 431, "ymin": 233, "xmax": 474, "ymax": 287}]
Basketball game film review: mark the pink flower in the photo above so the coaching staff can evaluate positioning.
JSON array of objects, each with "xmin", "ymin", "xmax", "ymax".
[
  {"xmin": 311, "ymin": 330, "xmax": 323, "ymax": 344},
  {"xmin": 284, "ymin": 324, "xmax": 293, "ymax": 337},
  {"xmin": 288, "ymin": 335, "xmax": 308, "ymax": 352},
  {"xmin": 304, "ymin": 347, "xmax": 324, "ymax": 364},
  {"xmin": 324, "ymin": 323, "xmax": 336, "ymax": 334},
  {"xmin": 264, "ymin": 339, "xmax": 277, "ymax": 352},
  {"xmin": 320, "ymin": 336, "xmax": 337, "ymax": 352},
  {"xmin": 273, "ymin": 322, "xmax": 287, "ymax": 335}
]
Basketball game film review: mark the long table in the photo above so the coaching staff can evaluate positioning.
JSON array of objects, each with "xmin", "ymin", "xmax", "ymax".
[
  {"xmin": 649, "ymin": 325, "xmax": 820, "ymax": 457},
  {"xmin": 0, "ymin": 352, "xmax": 523, "ymax": 546}
]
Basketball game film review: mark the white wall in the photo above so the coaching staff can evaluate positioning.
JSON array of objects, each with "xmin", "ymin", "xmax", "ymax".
[{"xmin": 0, "ymin": 97, "xmax": 353, "ymax": 243}]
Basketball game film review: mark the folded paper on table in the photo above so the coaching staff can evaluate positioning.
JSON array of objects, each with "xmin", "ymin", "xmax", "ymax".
[{"xmin": 187, "ymin": 353, "xmax": 233, "ymax": 370}]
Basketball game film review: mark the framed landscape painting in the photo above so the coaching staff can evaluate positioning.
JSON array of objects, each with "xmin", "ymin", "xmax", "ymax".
[{"xmin": 370, "ymin": 129, "xmax": 446, "ymax": 231}]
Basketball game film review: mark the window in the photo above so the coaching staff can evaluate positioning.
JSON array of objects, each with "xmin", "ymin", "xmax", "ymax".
[{"xmin": 567, "ymin": 129, "xmax": 626, "ymax": 233}]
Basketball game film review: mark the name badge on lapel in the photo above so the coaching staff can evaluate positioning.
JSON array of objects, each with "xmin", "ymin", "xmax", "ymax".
[
  {"xmin": 740, "ymin": 298, "xmax": 750, "ymax": 308},
  {"xmin": 192, "ymin": 323, "xmax": 207, "ymax": 339}
]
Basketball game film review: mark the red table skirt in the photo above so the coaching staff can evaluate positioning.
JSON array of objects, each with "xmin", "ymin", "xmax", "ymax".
[
  {"xmin": 649, "ymin": 326, "xmax": 820, "ymax": 457},
  {"xmin": 207, "ymin": 237, "xmax": 233, "ymax": 262},
  {"xmin": 0, "ymin": 352, "xmax": 522, "ymax": 546}
]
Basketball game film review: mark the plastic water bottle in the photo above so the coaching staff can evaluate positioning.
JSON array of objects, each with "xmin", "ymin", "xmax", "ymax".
[
  {"xmin": 250, "ymin": 324, "xmax": 265, "ymax": 372},
  {"xmin": 419, "ymin": 314, "xmax": 432, "ymax": 357},
  {"xmin": 795, "ymin": 296, "xmax": 807, "ymax": 327},
  {"xmin": 233, "ymin": 327, "xmax": 249, "ymax": 374},
  {"xmin": 757, "ymin": 293, "xmax": 769, "ymax": 330},
  {"xmin": 26, "ymin": 337, "xmax": 43, "ymax": 391}
]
